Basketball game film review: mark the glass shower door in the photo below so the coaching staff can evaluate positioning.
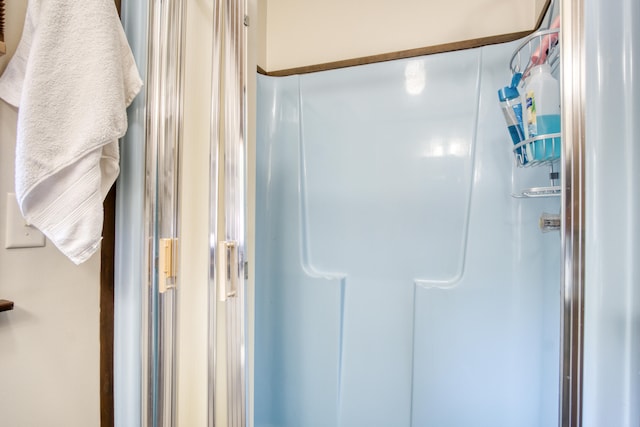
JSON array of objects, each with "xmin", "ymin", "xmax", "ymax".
[
  {"xmin": 208, "ymin": 0, "xmax": 249, "ymax": 425},
  {"xmin": 141, "ymin": 0, "xmax": 186, "ymax": 425},
  {"xmin": 117, "ymin": 0, "xmax": 249, "ymax": 425}
]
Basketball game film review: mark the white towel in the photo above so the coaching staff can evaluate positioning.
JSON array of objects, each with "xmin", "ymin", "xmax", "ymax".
[{"xmin": 0, "ymin": 0, "xmax": 142, "ymax": 264}]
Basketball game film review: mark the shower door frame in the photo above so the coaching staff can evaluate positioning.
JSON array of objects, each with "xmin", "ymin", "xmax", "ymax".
[{"xmin": 559, "ymin": 0, "xmax": 586, "ymax": 426}]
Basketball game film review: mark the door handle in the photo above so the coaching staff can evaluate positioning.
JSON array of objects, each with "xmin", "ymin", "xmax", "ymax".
[{"xmin": 218, "ymin": 240, "xmax": 238, "ymax": 301}]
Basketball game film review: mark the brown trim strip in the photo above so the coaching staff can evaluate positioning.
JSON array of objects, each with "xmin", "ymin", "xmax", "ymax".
[
  {"xmin": 0, "ymin": 0, "xmax": 6, "ymax": 56},
  {"xmin": 260, "ymin": 31, "xmax": 532, "ymax": 76},
  {"xmin": 259, "ymin": 0, "xmax": 553, "ymax": 77},
  {"xmin": 100, "ymin": 4, "xmax": 119, "ymax": 427},
  {"xmin": 0, "ymin": 299, "xmax": 14, "ymax": 312},
  {"xmin": 258, "ymin": 30, "xmax": 535, "ymax": 77},
  {"xmin": 100, "ymin": 186, "xmax": 116, "ymax": 427}
]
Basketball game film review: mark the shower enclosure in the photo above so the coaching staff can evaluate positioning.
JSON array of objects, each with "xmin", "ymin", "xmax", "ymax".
[
  {"xmin": 113, "ymin": 0, "xmax": 640, "ymax": 426},
  {"xmin": 254, "ymin": 34, "xmax": 561, "ymax": 427}
]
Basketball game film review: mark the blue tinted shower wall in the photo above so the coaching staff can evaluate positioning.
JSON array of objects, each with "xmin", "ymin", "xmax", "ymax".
[
  {"xmin": 255, "ymin": 40, "xmax": 560, "ymax": 427},
  {"xmin": 115, "ymin": 1, "xmax": 147, "ymax": 426},
  {"xmin": 583, "ymin": 0, "xmax": 640, "ymax": 425}
]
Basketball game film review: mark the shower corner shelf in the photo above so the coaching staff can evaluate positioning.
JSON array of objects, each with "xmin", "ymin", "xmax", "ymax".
[
  {"xmin": 513, "ymin": 186, "xmax": 561, "ymax": 198},
  {"xmin": 513, "ymin": 133, "xmax": 561, "ymax": 168},
  {"xmin": 509, "ymin": 26, "xmax": 561, "ymax": 199},
  {"xmin": 511, "ymin": 157, "xmax": 561, "ymax": 199}
]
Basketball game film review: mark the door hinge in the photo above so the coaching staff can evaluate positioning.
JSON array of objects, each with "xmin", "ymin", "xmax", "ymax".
[{"xmin": 159, "ymin": 238, "xmax": 178, "ymax": 293}]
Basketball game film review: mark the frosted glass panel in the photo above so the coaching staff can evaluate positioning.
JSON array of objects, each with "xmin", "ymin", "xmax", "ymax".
[{"xmin": 256, "ymin": 41, "xmax": 560, "ymax": 427}]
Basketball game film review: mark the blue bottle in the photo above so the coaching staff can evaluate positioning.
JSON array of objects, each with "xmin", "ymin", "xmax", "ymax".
[{"xmin": 498, "ymin": 73, "xmax": 527, "ymax": 164}]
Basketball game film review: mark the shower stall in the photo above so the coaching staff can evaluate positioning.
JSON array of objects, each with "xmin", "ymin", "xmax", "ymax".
[
  {"xmin": 113, "ymin": 0, "xmax": 640, "ymax": 426},
  {"xmin": 254, "ymin": 36, "xmax": 561, "ymax": 427}
]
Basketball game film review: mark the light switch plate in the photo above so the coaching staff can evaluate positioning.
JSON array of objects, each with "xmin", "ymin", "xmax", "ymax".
[{"xmin": 5, "ymin": 193, "xmax": 46, "ymax": 249}]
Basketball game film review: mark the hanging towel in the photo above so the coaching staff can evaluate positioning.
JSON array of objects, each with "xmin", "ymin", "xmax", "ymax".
[
  {"xmin": 0, "ymin": 0, "xmax": 142, "ymax": 264},
  {"xmin": 0, "ymin": 0, "xmax": 39, "ymax": 107}
]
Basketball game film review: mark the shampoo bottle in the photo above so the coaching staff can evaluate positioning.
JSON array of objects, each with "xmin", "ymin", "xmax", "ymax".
[
  {"xmin": 498, "ymin": 73, "xmax": 527, "ymax": 164},
  {"xmin": 523, "ymin": 63, "xmax": 561, "ymax": 161}
]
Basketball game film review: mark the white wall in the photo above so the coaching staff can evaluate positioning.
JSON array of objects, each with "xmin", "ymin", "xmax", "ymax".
[
  {"xmin": 261, "ymin": 0, "xmax": 541, "ymax": 72},
  {"xmin": 0, "ymin": 3, "xmax": 100, "ymax": 427}
]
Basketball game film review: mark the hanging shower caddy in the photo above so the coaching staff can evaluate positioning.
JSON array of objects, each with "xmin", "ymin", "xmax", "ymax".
[{"xmin": 508, "ymin": 27, "xmax": 561, "ymax": 198}]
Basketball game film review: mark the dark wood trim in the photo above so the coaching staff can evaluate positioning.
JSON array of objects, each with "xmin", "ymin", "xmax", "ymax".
[
  {"xmin": 0, "ymin": 299, "xmax": 14, "ymax": 312},
  {"xmin": 100, "ymin": 3, "xmax": 120, "ymax": 427},
  {"xmin": 258, "ymin": 0, "xmax": 553, "ymax": 77},
  {"xmin": 0, "ymin": 0, "xmax": 6, "ymax": 55},
  {"xmin": 260, "ymin": 31, "xmax": 532, "ymax": 76},
  {"xmin": 100, "ymin": 185, "xmax": 116, "ymax": 427}
]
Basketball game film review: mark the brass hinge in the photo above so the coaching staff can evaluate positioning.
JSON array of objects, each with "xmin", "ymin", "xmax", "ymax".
[{"xmin": 159, "ymin": 238, "xmax": 178, "ymax": 293}]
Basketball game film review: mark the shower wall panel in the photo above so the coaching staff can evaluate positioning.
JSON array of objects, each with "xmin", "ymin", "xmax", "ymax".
[
  {"xmin": 256, "ymin": 40, "xmax": 560, "ymax": 427},
  {"xmin": 115, "ymin": 2, "xmax": 147, "ymax": 426},
  {"xmin": 583, "ymin": 0, "xmax": 640, "ymax": 425}
]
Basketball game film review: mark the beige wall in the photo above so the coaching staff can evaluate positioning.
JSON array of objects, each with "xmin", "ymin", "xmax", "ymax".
[
  {"xmin": 177, "ymin": 0, "xmax": 212, "ymax": 424},
  {"xmin": 0, "ymin": 2, "xmax": 100, "ymax": 427},
  {"xmin": 260, "ymin": 0, "xmax": 543, "ymax": 72}
]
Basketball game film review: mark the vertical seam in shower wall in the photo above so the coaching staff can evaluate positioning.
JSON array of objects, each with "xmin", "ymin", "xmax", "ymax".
[
  {"xmin": 296, "ymin": 76, "xmax": 345, "ymax": 280},
  {"xmin": 412, "ymin": 48, "xmax": 483, "ymax": 290},
  {"xmin": 466, "ymin": 47, "xmax": 484, "ymax": 277},
  {"xmin": 458, "ymin": 47, "xmax": 483, "ymax": 286},
  {"xmin": 296, "ymin": 76, "xmax": 309, "ymax": 274},
  {"xmin": 296, "ymin": 75, "xmax": 347, "ymax": 427},
  {"xmin": 337, "ymin": 280, "xmax": 345, "ymax": 427},
  {"xmin": 621, "ymin": 1, "xmax": 635, "ymax": 424},
  {"xmin": 408, "ymin": 47, "xmax": 482, "ymax": 427},
  {"xmin": 408, "ymin": 284, "xmax": 417, "ymax": 427}
]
